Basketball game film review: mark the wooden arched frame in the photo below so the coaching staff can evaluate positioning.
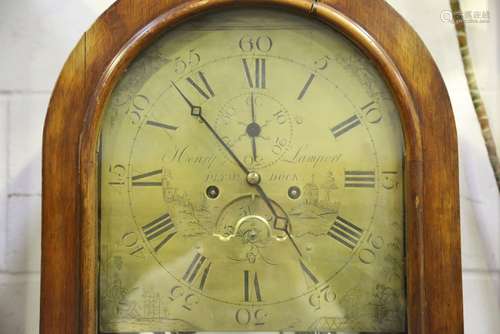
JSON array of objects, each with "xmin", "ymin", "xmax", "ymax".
[{"xmin": 41, "ymin": 0, "xmax": 463, "ymax": 333}]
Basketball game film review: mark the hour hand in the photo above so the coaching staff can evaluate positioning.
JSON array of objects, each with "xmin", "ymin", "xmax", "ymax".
[
  {"xmin": 248, "ymin": 92, "xmax": 259, "ymax": 162},
  {"xmin": 254, "ymin": 184, "xmax": 303, "ymax": 257},
  {"xmin": 251, "ymin": 138, "xmax": 258, "ymax": 161}
]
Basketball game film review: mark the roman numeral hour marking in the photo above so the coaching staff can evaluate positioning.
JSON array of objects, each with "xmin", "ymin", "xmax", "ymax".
[
  {"xmin": 146, "ymin": 120, "xmax": 178, "ymax": 131},
  {"xmin": 328, "ymin": 216, "xmax": 364, "ymax": 249},
  {"xmin": 298, "ymin": 74, "xmax": 316, "ymax": 100},
  {"xmin": 183, "ymin": 252, "xmax": 212, "ymax": 290},
  {"xmin": 244, "ymin": 270, "xmax": 262, "ymax": 302},
  {"xmin": 344, "ymin": 171, "xmax": 376, "ymax": 188},
  {"xmin": 331, "ymin": 115, "xmax": 361, "ymax": 138},
  {"xmin": 132, "ymin": 169, "xmax": 163, "ymax": 187},
  {"xmin": 242, "ymin": 58, "xmax": 266, "ymax": 89},
  {"xmin": 186, "ymin": 71, "xmax": 215, "ymax": 100},
  {"xmin": 142, "ymin": 213, "xmax": 176, "ymax": 252}
]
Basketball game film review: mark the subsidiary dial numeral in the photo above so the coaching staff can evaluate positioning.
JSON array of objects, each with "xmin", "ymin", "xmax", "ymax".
[
  {"xmin": 331, "ymin": 115, "xmax": 361, "ymax": 138},
  {"xmin": 244, "ymin": 270, "xmax": 263, "ymax": 302},
  {"xmin": 242, "ymin": 58, "xmax": 267, "ymax": 89},
  {"xmin": 186, "ymin": 71, "xmax": 215, "ymax": 100},
  {"xmin": 328, "ymin": 216, "xmax": 364, "ymax": 250},
  {"xmin": 132, "ymin": 169, "xmax": 163, "ymax": 187},
  {"xmin": 183, "ymin": 253, "xmax": 212, "ymax": 291},
  {"xmin": 344, "ymin": 170, "xmax": 376, "ymax": 188},
  {"xmin": 142, "ymin": 213, "xmax": 176, "ymax": 252}
]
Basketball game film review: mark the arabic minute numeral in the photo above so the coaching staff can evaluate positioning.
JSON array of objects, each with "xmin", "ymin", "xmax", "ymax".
[
  {"xmin": 235, "ymin": 308, "xmax": 267, "ymax": 326},
  {"xmin": 239, "ymin": 35, "xmax": 273, "ymax": 52},
  {"xmin": 128, "ymin": 94, "xmax": 150, "ymax": 124},
  {"xmin": 361, "ymin": 100, "xmax": 383, "ymax": 124},
  {"xmin": 120, "ymin": 232, "xmax": 145, "ymax": 258},
  {"xmin": 308, "ymin": 285, "xmax": 337, "ymax": 311},
  {"xmin": 358, "ymin": 234, "xmax": 385, "ymax": 265},
  {"xmin": 108, "ymin": 164, "xmax": 126, "ymax": 186},
  {"xmin": 313, "ymin": 55, "xmax": 330, "ymax": 71},
  {"xmin": 175, "ymin": 49, "xmax": 201, "ymax": 74},
  {"xmin": 169, "ymin": 285, "xmax": 199, "ymax": 311},
  {"xmin": 382, "ymin": 171, "xmax": 399, "ymax": 190}
]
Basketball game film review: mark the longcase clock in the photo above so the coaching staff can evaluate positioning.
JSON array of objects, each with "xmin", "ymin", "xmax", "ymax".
[{"xmin": 41, "ymin": 1, "xmax": 464, "ymax": 333}]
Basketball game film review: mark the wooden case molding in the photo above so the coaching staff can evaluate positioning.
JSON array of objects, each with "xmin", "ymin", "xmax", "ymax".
[{"xmin": 41, "ymin": 0, "xmax": 463, "ymax": 333}]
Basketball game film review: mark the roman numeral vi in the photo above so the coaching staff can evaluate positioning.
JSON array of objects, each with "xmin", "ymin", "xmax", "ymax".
[{"xmin": 244, "ymin": 270, "xmax": 263, "ymax": 302}]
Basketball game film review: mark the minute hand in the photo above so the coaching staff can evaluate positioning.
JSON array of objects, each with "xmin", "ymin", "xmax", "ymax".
[
  {"xmin": 197, "ymin": 112, "xmax": 250, "ymax": 175},
  {"xmin": 171, "ymin": 80, "xmax": 250, "ymax": 175}
]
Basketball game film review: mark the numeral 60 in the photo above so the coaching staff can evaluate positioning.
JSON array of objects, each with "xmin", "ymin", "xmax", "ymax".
[{"xmin": 239, "ymin": 35, "xmax": 273, "ymax": 52}]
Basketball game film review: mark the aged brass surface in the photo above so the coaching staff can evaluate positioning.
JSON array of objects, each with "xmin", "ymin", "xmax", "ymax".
[{"xmin": 99, "ymin": 8, "xmax": 405, "ymax": 333}]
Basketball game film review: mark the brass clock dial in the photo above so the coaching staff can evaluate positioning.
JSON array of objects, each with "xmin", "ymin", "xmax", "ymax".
[{"xmin": 99, "ymin": 8, "xmax": 406, "ymax": 333}]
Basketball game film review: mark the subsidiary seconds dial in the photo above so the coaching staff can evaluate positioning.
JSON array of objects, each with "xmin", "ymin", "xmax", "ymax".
[{"xmin": 215, "ymin": 92, "xmax": 293, "ymax": 169}]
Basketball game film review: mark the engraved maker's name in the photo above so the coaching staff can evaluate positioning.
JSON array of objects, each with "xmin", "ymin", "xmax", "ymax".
[
  {"xmin": 283, "ymin": 145, "xmax": 342, "ymax": 167},
  {"xmin": 170, "ymin": 145, "xmax": 217, "ymax": 168}
]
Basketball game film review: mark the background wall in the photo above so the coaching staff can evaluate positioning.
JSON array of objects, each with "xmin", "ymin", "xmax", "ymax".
[{"xmin": 0, "ymin": 0, "xmax": 498, "ymax": 333}]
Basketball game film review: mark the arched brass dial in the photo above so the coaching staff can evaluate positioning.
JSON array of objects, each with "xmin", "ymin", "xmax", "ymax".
[{"xmin": 99, "ymin": 8, "xmax": 406, "ymax": 333}]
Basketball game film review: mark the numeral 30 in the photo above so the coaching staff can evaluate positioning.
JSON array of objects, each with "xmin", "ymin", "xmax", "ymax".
[{"xmin": 235, "ymin": 308, "xmax": 267, "ymax": 326}]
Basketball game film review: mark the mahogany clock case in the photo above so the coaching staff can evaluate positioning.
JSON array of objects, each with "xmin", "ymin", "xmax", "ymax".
[{"xmin": 41, "ymin": 1, "xmax": 463, "ymax": 333}]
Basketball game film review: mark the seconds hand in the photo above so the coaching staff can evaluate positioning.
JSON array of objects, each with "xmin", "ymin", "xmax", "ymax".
[
  {"xmin": 250, "ymin": 92, "xmax": 258, "ymax": 161},
  {"xmin": 171, "ymin": 81, "xmax": 303, "ymax": 257}
]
